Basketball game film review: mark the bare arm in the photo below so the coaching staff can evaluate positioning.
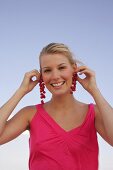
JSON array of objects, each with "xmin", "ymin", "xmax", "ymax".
[
  {"xmin": 0, "ymin": 105, "xmax": 36, "ymax": 145},
  {"xmin": 77, "ymin": 66, "xmax": 113, "ymax": 146},
  {"xmin": 0, "ymin": 89, "xmax": 26, "ymax": 136},
  {"xmin": 92, "ymin": 88, "xmax": 113, "ymax": 146},
  {"xmin": 0, "ymin": 69, "xmax": 40, "ymax": 144}
]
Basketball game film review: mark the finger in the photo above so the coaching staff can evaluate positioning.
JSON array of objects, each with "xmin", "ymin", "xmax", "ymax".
[
  {"xmin": 78, "ymin": 69, "xmax": 92, "ymax": 75},
  {"xmin": 26, "ymin": 70, "xmax": 41, "ymax": 80},
  {"xmin": 77, "ymin": 76, "xmax": 84, "ymax": 84},
  {"xmin": 31, "ymin": 69, "xmax": 40, "ymax": 74},
  {"xmin": 29, "ymin": 70, "xmax": 40, "ymax": 78},
  {"xmin": 77, "ymin": 66, "xmax": 95, "ymax": 76},
  {"xmin": 31, "ymin": 76, "xmax": 38, "ymax": 81},
  {"xmin": 76, "ymin": 65, "xmax": 88, "ymax": 72}
]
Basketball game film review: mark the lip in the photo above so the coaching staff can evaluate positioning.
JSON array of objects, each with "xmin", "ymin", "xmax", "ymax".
[{"xmin": 50, "ymin": 81, "xmax": 65, "ymax": 87}]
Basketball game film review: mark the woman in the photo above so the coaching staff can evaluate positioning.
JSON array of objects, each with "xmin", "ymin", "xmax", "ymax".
[{"xmin": 0, "ymin": 43, "xmax": 113, "ymax": 170}]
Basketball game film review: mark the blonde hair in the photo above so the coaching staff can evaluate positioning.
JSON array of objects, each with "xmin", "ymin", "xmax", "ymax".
[{"xmin": 39, "ymin": 43, "xmax": 79, "ymax": 67}]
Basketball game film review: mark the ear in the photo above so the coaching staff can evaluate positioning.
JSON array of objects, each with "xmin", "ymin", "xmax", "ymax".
[{"xmin": 72, "ymin": 63, "xmax": 77, "ymax": 73}]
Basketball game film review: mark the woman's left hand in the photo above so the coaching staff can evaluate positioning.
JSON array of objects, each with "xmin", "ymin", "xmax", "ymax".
[{"xmin": 76, "ymin": 66, "xmax": 98, "ymax": 94}]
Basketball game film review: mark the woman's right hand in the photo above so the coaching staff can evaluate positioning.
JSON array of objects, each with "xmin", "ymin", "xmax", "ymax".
[
  {"xmin": 19, "ymin": 69, "xmax": 41, "ymax": 94},
  {"xmin": 0, "ymin": 69, "xmax": 40, "ymax": 144}
]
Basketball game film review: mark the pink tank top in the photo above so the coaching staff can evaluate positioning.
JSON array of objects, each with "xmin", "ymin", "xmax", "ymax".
[{"xmin": 29, "ymin": 103, "xmax": 99, "ymax": 170}]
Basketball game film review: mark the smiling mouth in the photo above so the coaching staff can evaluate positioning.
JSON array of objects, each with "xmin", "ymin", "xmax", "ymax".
[{"xmin": 51, "ymin": 81, "xmax": 65, "ymax": 87}]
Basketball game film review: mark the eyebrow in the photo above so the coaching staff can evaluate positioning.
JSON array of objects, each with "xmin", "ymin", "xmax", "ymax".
[{"xmin": 42, "ymin": 63, "xmax": 67, "ymax": 70}]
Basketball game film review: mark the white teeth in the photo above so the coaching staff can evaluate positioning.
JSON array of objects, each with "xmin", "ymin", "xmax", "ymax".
[{"xmin": 52, "ymin": 82, "xmax": 64, "ymax": 87}]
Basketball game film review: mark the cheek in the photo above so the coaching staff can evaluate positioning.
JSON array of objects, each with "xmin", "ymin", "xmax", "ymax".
[
  {"xmin": 42, "ymin": 74, "xmax": 50, "ymax": 84},
  {"xmin": 63, "ymin": 70, "xmax": 73, "ymax": 80},
  {"xmin": 63, "ymin": 71, "xmax": 73, "ymax": 86}
]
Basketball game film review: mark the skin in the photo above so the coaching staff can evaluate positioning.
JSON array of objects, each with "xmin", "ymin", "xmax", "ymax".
[{"xmin": 0, "ymin": 53, "xmax": 113, "ymax": 147}]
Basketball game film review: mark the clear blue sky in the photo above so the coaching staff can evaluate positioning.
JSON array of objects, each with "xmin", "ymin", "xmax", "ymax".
[{"xmin": 0, "ymin": 0, "xmax": 113, "ymax": 169}]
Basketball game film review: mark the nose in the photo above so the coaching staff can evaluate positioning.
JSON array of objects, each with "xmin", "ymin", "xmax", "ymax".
[{"xmin": 51, "ymin": 69, "xmax": 60, "ymax": 80}]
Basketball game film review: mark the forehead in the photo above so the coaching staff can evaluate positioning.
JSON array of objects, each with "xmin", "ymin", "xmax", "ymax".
[{"xmin": 40, "ymin": 53, "xmax": 70, "ymax": 67}]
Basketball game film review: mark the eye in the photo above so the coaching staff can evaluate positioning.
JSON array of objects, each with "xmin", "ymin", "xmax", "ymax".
[
  {"xmin": 43, "ymin": 69, "xmax": 51, "ymax": 73},
  {"xmin": 59, "ymin": 66, "xmax": 66, "ymax": 70}
]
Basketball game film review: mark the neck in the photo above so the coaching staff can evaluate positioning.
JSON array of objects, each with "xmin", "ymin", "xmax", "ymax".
[{"xmin": 50, "ymin": 93, "xmax": 76, "ymax": 109}]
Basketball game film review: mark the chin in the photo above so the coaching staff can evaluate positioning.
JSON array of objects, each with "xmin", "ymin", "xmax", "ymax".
[{"xmin": 52, "ymin": 90, "xmax": 70, "ymax": 97}]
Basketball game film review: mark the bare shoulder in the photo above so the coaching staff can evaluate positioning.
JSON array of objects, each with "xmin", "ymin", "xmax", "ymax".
[
  {"xmin": 75, "ymin": 100, "xmax": 89, "ymax": 112},
  {"xmin": 0, "ymin": 105, "xmax": 37, "ymax": 145},
  {"xmin": 21, "ymin": 105, "xmax": 37, "ymax": 123}
]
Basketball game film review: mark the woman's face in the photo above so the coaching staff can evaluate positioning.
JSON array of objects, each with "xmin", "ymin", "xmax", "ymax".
[{"xmin": 40, "ymin": 53, "xmax": 76, "ymax": 96}]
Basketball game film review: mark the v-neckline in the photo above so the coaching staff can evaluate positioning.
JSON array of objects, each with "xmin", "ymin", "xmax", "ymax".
[{"xmin": 38, "ymin": 103, "xmax": 92, "ymax": 134}]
